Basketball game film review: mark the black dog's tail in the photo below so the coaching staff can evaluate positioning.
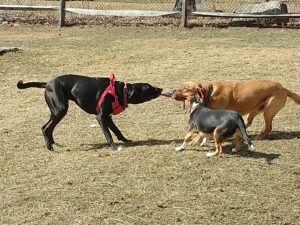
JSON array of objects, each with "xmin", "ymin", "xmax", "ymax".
[
  {"xmin": 236, "ymin": 115, "xmax": 254, "ymax": 150},
  {"xmin": 17, "ymin": 80, "xmax": 47, "ymax": 89}
]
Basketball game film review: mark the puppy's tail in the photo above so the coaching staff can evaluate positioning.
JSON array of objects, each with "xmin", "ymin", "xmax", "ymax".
[
  {"xmin": 236, "ymin": 115, "xmax": 254, "ymax": 151},
  {"xmin": 17, "ymin": 80, "xmax": 47, "ymax": 89},
  {"xmin": 286, "ymin": 88, "xmax": 300, "ymax": 105}
]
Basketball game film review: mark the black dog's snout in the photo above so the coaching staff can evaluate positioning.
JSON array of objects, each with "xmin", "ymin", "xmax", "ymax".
[{"xmin": 157, "ymin": 87, "xmax": 163, "ymax": 93}]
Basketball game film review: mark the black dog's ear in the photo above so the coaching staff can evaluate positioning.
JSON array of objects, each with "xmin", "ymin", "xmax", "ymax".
[{"xmin": 126, "ymin": 83, "xmax": 135, "ymax": 99}]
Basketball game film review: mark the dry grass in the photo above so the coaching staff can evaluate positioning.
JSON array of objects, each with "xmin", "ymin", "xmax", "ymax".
[{"xmin": 0, "ymin": 25, "xmax": 300, "ymax": 225}]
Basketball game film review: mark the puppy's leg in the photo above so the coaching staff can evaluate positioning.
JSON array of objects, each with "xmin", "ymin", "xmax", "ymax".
[
  {"xmin": 217, "ymin": 142, "xmax": 224, "ymax": 155},
  {"xmin": 175, "ymin": 131, "xmax": 194, "ymax": 151},
  {"xmin": 200, "ymin": 137, "xmax": 208, "ymax": 147},
  {"xmin": 106, "ymin": 116, "xmax": 132, "ymax": 143},
  {"xmin": 206, "ymin": 141, "xmax": 221, "ymax": 157},
  {"xmin": 96, "ymin": 114, "xmax": 120, "ymax": 150},
  {"xmin": 206, "ymin": 130, "xmax": 223, "ymax": 157},
  {"xmin": 232, "ymin": 130, "xmax": 241, "ymax": 153},
  {"xmin": 42, "ymin": 88, "xmax": 68, "ymax": 151},
  {"xmin": 257, "ymin": 93, "xmax": 286, "ymax": 140}
]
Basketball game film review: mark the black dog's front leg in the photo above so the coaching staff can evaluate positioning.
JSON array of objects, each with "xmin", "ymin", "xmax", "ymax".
[
  {"xmin": 96, "ymin": 114, "xmax": 119, "ymax": 150},
  {"xmin": 106, "ymin": 116, "xmax": 132, "ymax": 143}
]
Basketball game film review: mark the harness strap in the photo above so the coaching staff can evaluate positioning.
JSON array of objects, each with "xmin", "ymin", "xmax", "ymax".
[
  {"xmin": 123, "ymin": 83, "xmax": 128, "ymax": 108},
  {"xmin": 96, "ymin": 73, "xmax": 127, "ymax": 115}
]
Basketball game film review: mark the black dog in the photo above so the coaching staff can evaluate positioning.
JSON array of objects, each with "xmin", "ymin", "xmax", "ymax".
[
  {"xmin": 17, "ymin": 73, "xmax": 162, "ymax": 151},
  {"xmin": 176, "ymin": 97, "xmax": 254, "ymax": 157}
]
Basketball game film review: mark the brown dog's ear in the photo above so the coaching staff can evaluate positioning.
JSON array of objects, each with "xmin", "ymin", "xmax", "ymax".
[
  {"xmin": 183, "ymin": 99, "xmax": 190, "ymax": 113},
  {"xmin": 196, "ymin": 86, "xmax": 205, "ymax": 99},
  {"xmin": 196, "ymin": 82, "xmax": 212, "ymax": 104}
]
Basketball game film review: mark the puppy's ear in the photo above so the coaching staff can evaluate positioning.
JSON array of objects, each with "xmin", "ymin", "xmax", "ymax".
[{"xmin": 184, "ymin": 96, "xmax": 195, "ymax": 114}]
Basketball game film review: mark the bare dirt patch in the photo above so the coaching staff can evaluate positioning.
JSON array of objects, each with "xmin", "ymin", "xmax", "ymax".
[{"xmin": 0, "ymin": 25, "xmax": 299, "ymax": 225}]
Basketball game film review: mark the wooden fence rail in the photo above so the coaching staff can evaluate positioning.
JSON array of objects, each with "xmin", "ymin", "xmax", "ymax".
[
  {"xmin": 0, "ymin": 0, "xmax": 300, "ymax": 27},
  {"xmin": 0, "ymin": 5, "xmax": 58, "ymax": 11}
]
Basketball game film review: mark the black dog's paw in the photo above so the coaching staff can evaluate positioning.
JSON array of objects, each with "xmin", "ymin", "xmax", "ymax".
[
  {"xmin": 47, "ymin": 144, "xmax": 54, "ymax": 151},
  {"xmin": 110, "ymin": 142, "xmax": 122, "ymax": 151},
  {"xmin": 54, "ymin": 142, "xmax": 64, "ymax": 148},
  {"xmin": 117, "ymin": 137, "xmax": 132, "ymax": 143},
  {"xmin": 121, "ymin": 138, "xmax": 132, "ymax": 143}
]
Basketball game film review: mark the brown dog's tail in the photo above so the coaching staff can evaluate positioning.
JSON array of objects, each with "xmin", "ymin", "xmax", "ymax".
[
  {"xmin": 286, "ymin": 89, "xmax": 300, "ymax": 105},
  {"xmin": 17, "ymin": 80, "xmax": 47, "ymax": 89}
]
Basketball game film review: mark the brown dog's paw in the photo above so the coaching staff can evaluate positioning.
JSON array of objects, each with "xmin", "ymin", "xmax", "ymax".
[
  {"xmin": 254, "ymin": 135, "xmax": 266, "ymax": 140},
  {"xmin": 189, "ymin": 139, "xmax": 199, "ymax": 146}
]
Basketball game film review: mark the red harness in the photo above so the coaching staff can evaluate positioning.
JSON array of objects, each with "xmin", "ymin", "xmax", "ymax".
[{"xmin": 96, "ymin": 73, "xmax": 128, "ymax": 115}]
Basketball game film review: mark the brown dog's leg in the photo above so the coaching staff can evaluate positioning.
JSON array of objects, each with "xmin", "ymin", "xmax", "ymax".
[
  {"xmin": 189, "ymin": 132, "xmax": 203, "ymax": 145},
  {"xmin": 189, "ymin": 133, "xmax": 209, "ymax": 146},
  {"xmin": 245, "ymin": 111, "xmax": 260, "ymax": 128},
  {"xmin": 256, "ymin": 93, "xmax": 287, "ymax": 140}
]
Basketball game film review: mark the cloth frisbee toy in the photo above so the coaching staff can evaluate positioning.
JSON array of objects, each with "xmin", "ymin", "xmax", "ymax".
[{"xmin": 160, "ymin": 90, "xmax": 173, "ymax": 98}]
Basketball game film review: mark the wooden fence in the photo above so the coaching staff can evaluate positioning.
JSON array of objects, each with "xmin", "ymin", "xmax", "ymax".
[{"xmin": 0, "ymin": 0, "xmax": 300, "ymax": 27}]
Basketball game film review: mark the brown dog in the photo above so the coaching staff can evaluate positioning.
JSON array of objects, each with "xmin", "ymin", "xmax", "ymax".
[{"xmin": 173, "ymin": 80, "xmax": 300, "ymax": 140}]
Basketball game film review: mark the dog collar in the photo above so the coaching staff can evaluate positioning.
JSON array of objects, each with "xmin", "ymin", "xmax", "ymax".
[
  {"xmin": 123, "ymin": 83, "xmax": 128, "ymax": 108},
  {"xmin": 96, "ymin": 73, "xmax": 128, "ymax": 115},
  {"xmin": 203, "ymin": 84, "xmax": 213, "ymax": 106}
]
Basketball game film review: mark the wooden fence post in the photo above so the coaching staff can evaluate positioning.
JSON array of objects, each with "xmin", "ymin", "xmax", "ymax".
[
  {"xmin": 181, "ymin": 0, "xmax": 187, "ymax": 27},
  {"xmin": 59, "ymin": 0, "xmax": 66, "ymax": 27}
]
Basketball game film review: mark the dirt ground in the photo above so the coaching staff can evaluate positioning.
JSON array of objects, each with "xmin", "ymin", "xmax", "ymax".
[{"xmin": 0, "ymin": 25, "xmax": 299, "ymax": 225}]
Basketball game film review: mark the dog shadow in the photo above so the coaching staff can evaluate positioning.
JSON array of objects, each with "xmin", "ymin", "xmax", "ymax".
[
  {"xmin": 86, "ymin": 139, "xmax": 280, "ymax": 164},
  {"xmin": 240, "ymin": 151, "xmax": 281, "ymax": 166},
  {"xmin": 224, "ymin": 146, "xmax": 281, "ymax": 165},
  {"xmin": 86, "ymin": 138, "xmax": 183, "ymax": 151},
  {"xmin": 249, "ymin": 131, "xmax": 300, "ymax": 140},
  {"xmin": 189, "ymin": 144, "xmax": 281, "ymax": 165},
  {"xmin": 270, "ymin": 131, "xmax": 300, "ymax": 140}
]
